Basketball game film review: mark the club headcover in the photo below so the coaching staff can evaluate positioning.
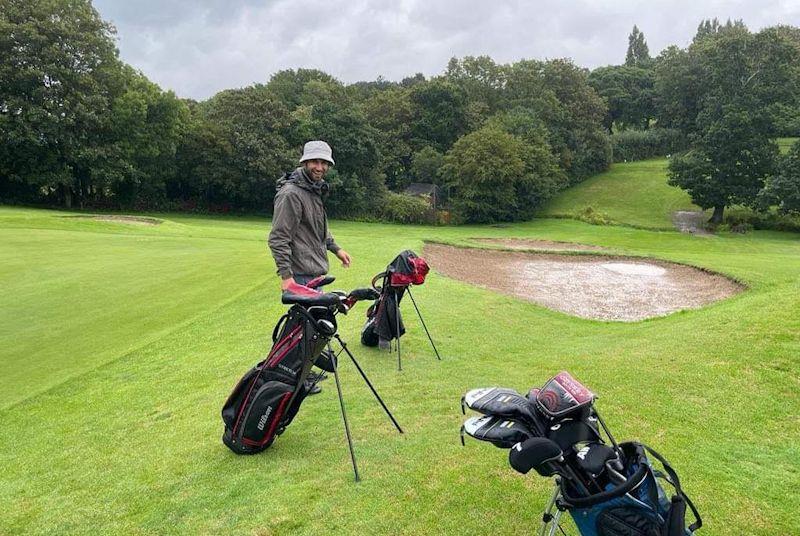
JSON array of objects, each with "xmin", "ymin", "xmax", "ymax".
[
  {"xmin": 281, "ymin": 281, "xmax": 341, "ymax": 306},
  {"xmin": 462, "ymin": 387, "xmax": 540, "ymax": 426},
  {"xmin": 349, "ymin": 287, "xmax": 380, "ymax": 301},
  {"xmin": 574, "ymin": 442, "xmax": 617, "ymax": 477},
  {"xmin": 508, "ymin": 437, "xmax": 563, "ymax": 476},
  {"xmin": 306, "ymin": 275, "xmax": 336, "ymax": 289},
  {"xmin": 461, "ymin": 415, "xmax": 533, "ymax": 449}
]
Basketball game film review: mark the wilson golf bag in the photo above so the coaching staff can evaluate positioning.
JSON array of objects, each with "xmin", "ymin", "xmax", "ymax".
[
  {"xmin": 361, "ymin": 250, "xmax": 430, "ymax": 347},
  {"xmin": 222, "ymin": 301, "xmax": 336, "ymax": 454},
  {"xmin": 461, "ymin": 372, "xmax": 702, "ymax": 536}
]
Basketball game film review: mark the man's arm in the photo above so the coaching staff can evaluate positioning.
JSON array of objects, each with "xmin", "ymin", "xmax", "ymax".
[
  {"xmin": 268, "ymin": 190, "xmax": 303, "ymax": 283},
  {"xmin": 326, "ymin": 227, "xmax": 351, "ymax": 267}
]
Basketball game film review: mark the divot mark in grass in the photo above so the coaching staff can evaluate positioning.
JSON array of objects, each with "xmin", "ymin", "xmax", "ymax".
[{"xmin": 424, "ymin": 243, "xmax": 744, "ymax": 322}]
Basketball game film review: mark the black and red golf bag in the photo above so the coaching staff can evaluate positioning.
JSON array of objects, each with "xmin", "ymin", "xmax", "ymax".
[
  {"xmin": 361, "ymin": 250, "xmax": 429, "ymax": 347},
  {"xmin": 222, "ymin": 302, "xmax": 335, "ymax": 454}
]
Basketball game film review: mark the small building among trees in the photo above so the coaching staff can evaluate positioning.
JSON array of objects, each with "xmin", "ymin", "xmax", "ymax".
[{"xmin": 404, "ymin": 183, "xmax": 441, "ymax": 208}]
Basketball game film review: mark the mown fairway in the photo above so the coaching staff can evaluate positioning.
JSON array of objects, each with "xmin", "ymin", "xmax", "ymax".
[{"xmin": 1, "ymin": 162, "xmax": 799, "ymax": 535}]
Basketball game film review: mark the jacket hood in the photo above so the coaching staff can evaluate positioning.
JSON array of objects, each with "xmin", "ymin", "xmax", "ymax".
[{"xmin": 276, "ymin": 167, "xmax": 328, "ymax": 196}]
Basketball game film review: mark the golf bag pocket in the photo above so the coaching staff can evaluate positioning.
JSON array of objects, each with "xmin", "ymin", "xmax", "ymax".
[
  {"xmin": 596, "ymin": 507, "xmax": 662, "ymax": 536},
  {"xmin": 225, "ymin": 380, "xmax": 294, "ymax": 454}
]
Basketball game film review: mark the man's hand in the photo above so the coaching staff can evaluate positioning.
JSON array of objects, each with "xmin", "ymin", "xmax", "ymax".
[
  {"xmin": 336, "ymin": 249, "xmax": 352, "ymax": 268},
  {"xmin": 281, "ymin": 277, "xmax": 296, "ymax": 291}
]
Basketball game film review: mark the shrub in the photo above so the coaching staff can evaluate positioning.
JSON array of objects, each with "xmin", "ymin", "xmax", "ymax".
[
  {"xmin": 440, "ymin": 125, "xmax": 564, "ymax": 223},
  {"xmin": 379, "ymin": 192, "xmax": 435, "ymax": 224},
  {"xmin": 611, "ymin": 128, "xmax": 688, "ymax": 162},
  {"xmin": 575, "ymin": 206, "xmax": 614, "ymax": 225}
]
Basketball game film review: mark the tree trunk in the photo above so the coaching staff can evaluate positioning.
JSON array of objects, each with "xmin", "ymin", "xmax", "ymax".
[
  {"xmin": 63, "ymin": 185, "xmax": 72, "ymax": 209},
  {"xmin": 710, "ymin": 205, "xmax": 724, "ymax": 224}
]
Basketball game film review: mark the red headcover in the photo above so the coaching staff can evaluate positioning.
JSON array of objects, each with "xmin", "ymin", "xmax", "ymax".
[{"xmin": 388, "ymin": 251, "xmax": 430, "ymax": 287}]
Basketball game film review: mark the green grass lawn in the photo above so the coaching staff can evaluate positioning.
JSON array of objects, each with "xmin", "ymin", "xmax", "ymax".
[
  {"xmin": 1, "ymin": 182, "xmax": 799, "ymax": 535},
  {"xmin": 539, "ymin": 159, "xmax": 700, "ymax": 229}
]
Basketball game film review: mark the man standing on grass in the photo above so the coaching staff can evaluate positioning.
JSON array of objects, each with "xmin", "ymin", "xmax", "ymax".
[{"xmin": 268, "ymin": 140, "xmax": 352, "ymax": 393}]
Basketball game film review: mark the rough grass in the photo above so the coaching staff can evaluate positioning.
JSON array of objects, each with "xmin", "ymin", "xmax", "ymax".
[
  {"xmin": 1, "ymin": 197, "xmax": 799, "ymax": 535},
  {"xmin": 539, "ymin": 159, "xmax": 699, "ymax": 229}
]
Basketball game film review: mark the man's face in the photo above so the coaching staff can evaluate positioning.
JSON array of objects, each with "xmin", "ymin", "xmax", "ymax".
[{"xmin": 303, "ymin": 159, "xmax": 330, "ymax": 181}]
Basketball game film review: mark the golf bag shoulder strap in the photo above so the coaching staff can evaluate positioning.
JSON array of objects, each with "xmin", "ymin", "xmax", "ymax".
[
  {"xmin": 272, "ymin": 313, "xmax": 290, "ymax": 342},
  {"xmin": 641, "ymin": 443, "xmax": 702, "ymax": 532}
]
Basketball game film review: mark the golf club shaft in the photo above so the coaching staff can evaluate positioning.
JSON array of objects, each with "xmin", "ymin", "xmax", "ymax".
[{"xmin": 406, "ymin": 287, "xmax": 442, "ymax": 360}]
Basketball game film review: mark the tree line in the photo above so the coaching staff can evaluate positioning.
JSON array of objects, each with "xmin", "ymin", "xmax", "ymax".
[{"xmin": 2, "ymin": 2, "xmax": 799, "ymax": 224}]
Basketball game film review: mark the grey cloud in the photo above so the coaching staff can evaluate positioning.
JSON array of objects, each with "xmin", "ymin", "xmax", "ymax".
[{"xmin": 93, "ymin": 0, "xmax": 800, "ymax": 100}]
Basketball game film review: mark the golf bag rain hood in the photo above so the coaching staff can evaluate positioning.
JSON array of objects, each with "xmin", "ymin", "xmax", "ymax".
[{"xmin": 361, "ymin": 250, "xmax": 429, "ymax": 346}]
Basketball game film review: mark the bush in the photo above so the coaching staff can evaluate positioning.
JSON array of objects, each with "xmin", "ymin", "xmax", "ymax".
[
  {"xmin": 611, "ymin": 128, "xmax": 688, "ymax": 162},
  {"xmin": 379, "ymin": 192, "xmax": 436, "ymax": 224},
  {"xmin": 440, "ymin": 125, "xmax": 564, "ymax": 223},
  {"xmin": 575, "ymin": 206, "xmax": 614, "ymax": 225}
]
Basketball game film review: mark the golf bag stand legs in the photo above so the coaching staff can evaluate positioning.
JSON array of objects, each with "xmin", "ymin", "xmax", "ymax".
[
  {"xmin": 395, "ymin": 292, "xmax": 402, "ymax": 371},
  {"xmin": 334, "ymin": 335, "xmax": 404, "ymax": 434},
  {"xmin": 406, "ymin": 287, "xmax": 441, "ymax": 361},
  {"xmin": 329, "ymin": 342, "xmax": 360, "ymax": 482},
  {"xmin": 540, "ymin": 480, "xmax": 565, "ymax": 536}
]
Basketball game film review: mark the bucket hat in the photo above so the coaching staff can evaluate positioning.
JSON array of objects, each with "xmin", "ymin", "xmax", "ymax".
[{"xmin": 300, "ymin": 140, "xmax": 335, "ymax": 165}]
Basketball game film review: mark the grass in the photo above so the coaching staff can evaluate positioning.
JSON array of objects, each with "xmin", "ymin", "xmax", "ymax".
[
  {"xmin": 1, "ymin": 168, "xmax": 799, "ymax": 535},
  {"xmin": 539, "ymin": 159, "xmax": 700, "ymax": 229}
]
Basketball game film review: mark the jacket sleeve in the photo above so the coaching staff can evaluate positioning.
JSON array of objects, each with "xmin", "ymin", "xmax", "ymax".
[
  {"xmin": 268, "ymin": 190, "xmax": 302, "ymax": 279},
  {"xmin": 325, "ymin": 225, "xmax": 341, "ymax": 254}
]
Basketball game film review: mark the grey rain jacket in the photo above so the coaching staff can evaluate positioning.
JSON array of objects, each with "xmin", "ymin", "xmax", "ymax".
[{"xmin": 268, "ymin": 167, "xmax": 341, "ymax": 279}]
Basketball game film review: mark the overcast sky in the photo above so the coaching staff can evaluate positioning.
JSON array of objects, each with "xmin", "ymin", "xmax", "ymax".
[{"xmin": 93, "ymin": 0, "xmax": 800, "ymax": 101}]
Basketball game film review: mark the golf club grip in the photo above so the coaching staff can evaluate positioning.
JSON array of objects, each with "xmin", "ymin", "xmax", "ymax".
[{"xmin": 559, "ymin": 462, "xmax": 648, "ymax": 508}]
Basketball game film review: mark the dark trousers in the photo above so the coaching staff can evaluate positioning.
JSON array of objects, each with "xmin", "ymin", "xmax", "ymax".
[{"xmin": 294, "ymin": 274, "xmax": 319, "ymax": 286}]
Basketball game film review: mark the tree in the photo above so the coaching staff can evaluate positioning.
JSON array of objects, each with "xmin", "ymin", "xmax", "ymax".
[
  {"xmin": 625, "ymin": 25, "xmax": 651, "ymax": 67},
  {"xmin": 668, "ymin": 106, "xmax": 778, "ymax": 223},
  {"xmin": 362, "ymin": 87, "xmax": 414, "ymax": 190},
  {"xmin": 504, "ymin": 59, "xmax": 611, "ymax": 180},
  {"xmin": 410, "ymin": 146, "xmax": 444, "ymax": 185},
  {"xmin": 758, "ymin": 140, "xmax": 800, "ymax": 214},
  {"xmin": 440, "ymin": 124, "xmax": 563, "ymax": 223},
  {"xmin": 199, "ymin": 85, "xmax": 293, "ymax": 209},
  {"xmin": 408, "ymin": 78, "xmax": 468, "ymax": 153},
  {"xmin": 108, "ymin": 67, "xmax": 188, "ymax": 207},
  {"xmin": 0, "ymin": 0, "xmax": 123, "ymax": 207},
  {"xmin": 589, "ymin": 65, "xmax": 655, "ymax": 130},
  {"xmin": 445, "ymin": 55, "xmax": 506, "ymax": 114}
]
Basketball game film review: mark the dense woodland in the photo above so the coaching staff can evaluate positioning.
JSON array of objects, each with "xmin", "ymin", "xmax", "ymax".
[{"xmin": 1, "ymin": 1, "xmax": 799, "ymax": 224}]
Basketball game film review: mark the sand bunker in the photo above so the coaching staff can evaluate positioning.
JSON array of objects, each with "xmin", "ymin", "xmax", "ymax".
[
  {"xmin": 89, "ymin": 215, "xmax": 162, "ymax": 225},
  {"xmin": 424, "ymin": 243, "xmax": 743, "ymax": 322},
  {"xmin": 473, "ymin": 238, "xmax": 606, "ymax": 252}
]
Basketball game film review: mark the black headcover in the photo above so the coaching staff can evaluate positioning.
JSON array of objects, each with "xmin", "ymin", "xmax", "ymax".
[
  {"xmin": 508, "ymin": 437, "xmax": 563, "ymax": 476},
  {"xmin": 349, "ymin": 287, "xmax": 380, "ymax": 301}
]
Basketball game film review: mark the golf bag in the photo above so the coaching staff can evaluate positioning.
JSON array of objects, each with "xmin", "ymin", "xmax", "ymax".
[
  {"xmin": 222, "ymin": 304, "xmax": 334, "ymax": 454},
  {"xmin": 461, "ymin": 372, "xmax": 702, "ymax": 536},
  {"xmin": 361, "ymin": 250, "xmax": 429, "ymax": 347}
]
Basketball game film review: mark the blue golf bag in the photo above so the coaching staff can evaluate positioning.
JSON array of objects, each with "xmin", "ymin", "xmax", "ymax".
[{"xmin": 461, "ymin": 372, "xmax": 702, "ymax": 536}]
